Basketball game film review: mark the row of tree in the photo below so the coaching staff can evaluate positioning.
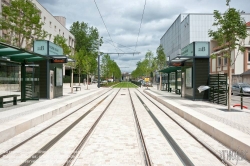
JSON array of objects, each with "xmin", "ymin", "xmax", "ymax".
[
  {"xmin": 0, "ymin": 0, "xmax": 122, "ymax": 89},
  {"xmin": 131, "ymin": 45, "xmax": 166, "ymax": 89}
]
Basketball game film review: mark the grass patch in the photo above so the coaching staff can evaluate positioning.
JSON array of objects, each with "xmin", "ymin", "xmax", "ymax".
[
  {"xmin": 112, "ymin": 82, "xmax": 138, "ymax": 88},
  {"xmin": 100, "ymin": 82, "xmax": 118, "ymax": 87}
]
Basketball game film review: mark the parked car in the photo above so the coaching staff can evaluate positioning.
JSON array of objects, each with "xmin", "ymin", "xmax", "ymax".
[{"xmin": 232, "ymin": 83, "xmax": 250, "ymax": 96}]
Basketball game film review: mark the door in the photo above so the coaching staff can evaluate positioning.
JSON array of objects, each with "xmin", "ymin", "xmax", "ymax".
[{"xmin": 50, "ymin": 70, "xmax": 54, "ymax": 99}]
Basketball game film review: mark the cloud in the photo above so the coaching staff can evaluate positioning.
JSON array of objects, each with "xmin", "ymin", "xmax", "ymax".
[{"xmin": 37, "ymin": 0, "xmax": 250, "ymax": 73}]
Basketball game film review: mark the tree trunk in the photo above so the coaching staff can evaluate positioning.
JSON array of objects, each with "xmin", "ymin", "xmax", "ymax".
[
  {"xmin": 87, "ymin": 74, "xmax": 89, "ymax": 90},
  {"xmin": 71, "ymin": 68, "xmax": 73, "ymax": 93},
  {"xmin": 78, "ymin": 68, "xmax": 81, "ymax": 86},
  {"xmin": 159, "ymin": 72, "xmax": 162, "ymax": 90},
  {"xmin": 228, "ymin": 58, "xmax": 232, "ymax": 111}
]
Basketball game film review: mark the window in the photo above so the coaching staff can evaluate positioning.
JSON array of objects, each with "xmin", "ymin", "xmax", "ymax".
[
  {"xmin": 224, "ymin": 57, "xmax": 227, "ymax": 66},
  {"xmin": 44, "ymin": 16, "xmax": 46, "ymax": 22},
  {"xmin": 49, "ymin": 21, "xmax": 52, "ymax": 28},
  {"xmin": 217, "ymin": 57, "xmax": 221, "ymax": 67},
  {"xmin": 248, "ymin": 51, "xmax": 250, "ymax": 62}
]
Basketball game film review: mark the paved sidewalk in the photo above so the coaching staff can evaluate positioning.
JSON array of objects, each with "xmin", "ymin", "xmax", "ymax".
[
  {"xmin": 147, "ymin": 85, "xmax": 250, "ymax": 135},
  {"xmin": 142, "ymin": 84, "xmax": 250, "ymax": 161},
  {"xmin": 0, "ymin": 83, "xmax": 107, "ymax": 143}
]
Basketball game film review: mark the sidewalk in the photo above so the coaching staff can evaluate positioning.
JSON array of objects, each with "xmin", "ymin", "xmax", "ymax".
[
  {"xmin": 0, "ymin": 83, "xmax": 107, "ymax": 143},
  {"xmin": 143, "ymin": 84, "xmax": 250, "ymax": 161}
]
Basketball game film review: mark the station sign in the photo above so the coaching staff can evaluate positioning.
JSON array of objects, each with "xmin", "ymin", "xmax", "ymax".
[{"xmin": 51, "ymin": 58, "xmax": 67, "ymax": 63}]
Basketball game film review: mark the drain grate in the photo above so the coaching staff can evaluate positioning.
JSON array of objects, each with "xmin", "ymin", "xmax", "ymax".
[{"xmin": 121, "ymin": 94, "xmax": 125, "ymax": 95}]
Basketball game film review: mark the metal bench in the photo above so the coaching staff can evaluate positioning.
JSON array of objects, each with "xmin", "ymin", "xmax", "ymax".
[
  {"xmin": 73, "ymin": 86, "xmax": 81, "ymax": 91},
  {"xmin": 0, "ymin": 95, "xmax": 20, "ymax": 108}
]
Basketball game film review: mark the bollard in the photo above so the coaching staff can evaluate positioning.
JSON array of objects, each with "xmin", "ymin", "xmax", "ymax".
[{"xmin": 240, "ymin": 87, "xmax": 243, "ymax": 110}]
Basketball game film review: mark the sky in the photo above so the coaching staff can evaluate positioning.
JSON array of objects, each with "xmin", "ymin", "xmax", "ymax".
[{"xmin": 37, "ymin": 0, "xmax": 250, "ymax": 73}]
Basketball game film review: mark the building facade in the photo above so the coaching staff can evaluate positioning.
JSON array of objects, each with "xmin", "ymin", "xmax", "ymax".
[
  {"xmin": 1, "ymin": 0, "xmax": 75, "ymax": 51},
  {"xmin": 159, "ymin": 13, "xmax": 250, "ymax": 99},
  {"xmin": 210, "ymin": 22, "xmax": 250, "ymax": 83},
  {"xmin": 160, "ymin": 13, "xmax": 250, "ymax": 62}
]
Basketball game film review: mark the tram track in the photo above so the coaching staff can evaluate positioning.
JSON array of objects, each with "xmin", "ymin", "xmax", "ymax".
[
  {"xmin": 0, "ymin": 89, "xmax": 113, "ymax": 162},
  {"xmin": 128, "ymin": 88, "xmax": 152, "ymax": 166},
  {"xmin": 15, "ymin": 88, "xmax": 121, "ymax": 166},
  {"xmin": 136, "ymin": 88, "xmax": 233, "ymax": 166}
]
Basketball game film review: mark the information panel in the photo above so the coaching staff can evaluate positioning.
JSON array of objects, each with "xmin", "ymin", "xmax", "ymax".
[
  {"xmin": 186, "ymin": 68, "xmax": 192, "ymax": 88},
  {"xmin": 56, "ymin": 68, "xmax": 63, "ymax": 86}
]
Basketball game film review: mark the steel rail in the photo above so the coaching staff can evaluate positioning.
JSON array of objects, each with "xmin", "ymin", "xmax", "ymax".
[
  {"xmin": 63, "ymin": 88, "xmax": 121, "ymax": 166},
  {"xmin": 128, "ymin": 88, "xmax": 152, "ymax": 166},
  {"xmin": 137, "ymin": 89, "xmax": 233, "ymax": 166},
  {"xmin": 20, "ymin": 89, "xmax": 116, "ymax": 166}
]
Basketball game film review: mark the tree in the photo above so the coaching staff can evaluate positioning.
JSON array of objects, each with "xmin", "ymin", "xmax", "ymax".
[
  {"xmin": 144, "ymin": 50, "xmax": 156, "ymax": 80},
  {"xmin": 70, "ymin": 21, "xmax": 103, "ymax": 53},
  {"xmin": 101, "ymin": 54, "xmax": 121, "ymax": 81},
  {"xmin": 53, "ymin": 35, "xmax": 71, "ymax": 55},
  {"xmin": 156, "ymin": 45, "xmax": 166, "ymax": 90},
  {"xmin": 75, "ymin": 49, "xmax": 97, "ymax": 89},
  {"xmin": 0, "ymin": 0, "xmax": 48, "ymax": 49},
  {"xmin": 208, "ymin": 0, "xmax": 248, "ymax": 111},
  {"xmin": 69, "ymin": 21, "xmax": 103, "ymax": 83}
]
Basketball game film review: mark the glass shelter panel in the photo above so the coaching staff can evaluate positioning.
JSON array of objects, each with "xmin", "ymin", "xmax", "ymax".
[{"xmin": 0, "ymin": 61, "xmax": 21, "ymax": 100}]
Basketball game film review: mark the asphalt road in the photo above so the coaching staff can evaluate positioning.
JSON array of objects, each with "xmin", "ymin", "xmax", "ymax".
[{"xmin": 231, "ymin": 95, "xmax": 250, "ymax": 109}]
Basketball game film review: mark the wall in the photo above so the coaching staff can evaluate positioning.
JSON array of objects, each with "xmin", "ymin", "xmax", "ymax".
[
  {"xmin": 31, "ymin": 0, "xmax": 75, "ymax": 50},
  {"xmin": 194, "ymin": 58, "xmax": 209, "ymax": 100}
]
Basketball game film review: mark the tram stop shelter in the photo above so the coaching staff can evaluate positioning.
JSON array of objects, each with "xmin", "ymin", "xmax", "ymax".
[
  {"xmin": 0, "ymin": 41, "xmax": 70, "ymax": 107},
  {"xmin": 159, "ymin": 42, "xmax": 210, "ymax": 100}
]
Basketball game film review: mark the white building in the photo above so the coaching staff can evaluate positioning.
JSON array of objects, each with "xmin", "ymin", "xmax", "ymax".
[
  {"xmin": 160, "ymin": 13, "xmax": 250, "ymax": 62},
  {"xmin": 0, "ymin": 0, "xmax": 75, "ymax": 53}
]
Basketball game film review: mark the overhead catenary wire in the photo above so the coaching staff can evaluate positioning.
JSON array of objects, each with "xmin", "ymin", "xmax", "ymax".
[
  {"xmin": 93, "ymin": 0, "xmax": 120, "ymax": 53},
  {"xmin": 134, "ymin": 0, "xmax": 146, "ymax": 53},
  {"xmin": 104, "ymin": 39, "xmax": 136, "ymax": 52}
]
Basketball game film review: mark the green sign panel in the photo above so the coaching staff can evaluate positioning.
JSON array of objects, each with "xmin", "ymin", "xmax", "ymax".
[
  {"xmin": 33, "ymin": 40, "xmax": 63, "ymax": 55},
  {"xmin": 33, "ymin": 40, "xmax": 47, "ymax": 55},
  {"xmin": 181, "ymin": 43, "xmax": 193, "ymax": 56},
  {"xmin": 49, "ymin": 42, "xmax": 63, "ymax": 55},
  {"xmin": 194, "ymin": 42, "xmax": 209, "ymax": 56}
]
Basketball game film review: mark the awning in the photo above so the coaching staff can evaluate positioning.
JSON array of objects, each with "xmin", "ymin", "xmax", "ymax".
[
  {"xmin": 0, "ymin": 42, "xmax": 51, "ymax": 63},
  {"xmin": 159, "ymin": 67, "xmax": 182, "ymax": 73}
]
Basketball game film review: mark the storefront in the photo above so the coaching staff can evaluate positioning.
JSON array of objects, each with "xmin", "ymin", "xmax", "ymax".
[{"xmin": 160, "ymin": 42, "xmax": 210, "ymax": 100}]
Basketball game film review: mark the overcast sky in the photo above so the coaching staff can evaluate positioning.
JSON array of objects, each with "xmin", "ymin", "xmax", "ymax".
[{"xmin": 37, "ymin": 0, "xmax": 249, "ymax": 73}]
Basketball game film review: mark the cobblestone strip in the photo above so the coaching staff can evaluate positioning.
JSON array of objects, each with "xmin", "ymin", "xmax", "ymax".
[{"xmin": 71, "ymin": 89, "xmax": 143, "ymax": 165}]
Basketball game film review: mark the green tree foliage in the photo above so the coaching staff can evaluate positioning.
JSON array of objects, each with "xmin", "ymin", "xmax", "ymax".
[
  {"xmin": 0, "ymin": 0, "xmax": 48, "ymax": 49},
  {"xmin": 69, "ymin": 21, "xmax": 103, "ymax": 83},
  {"xmin": 156, "ymin": 45, "xmax": 166, "ymax": 90},
  {"xmin": 53, "ymin": 35, "xmax": 71, "ymax": 55},
  {"xmin": 69, "ymin": 21, "xmax": 103, "ymax": 54},
  {"xmin": 101, "ymin": 54, "xmax": 121, "ymax": 80},
  {"xmin": 75, "ymin": 49, "xmax": 97, "ymax": 89},
  {"xmin": 131, "ymin": 51, "xmax": 156, "ymax": 81},
  {"xmin": 208, "ymin": 0, "xmax": 248, "ymax": 111}
]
